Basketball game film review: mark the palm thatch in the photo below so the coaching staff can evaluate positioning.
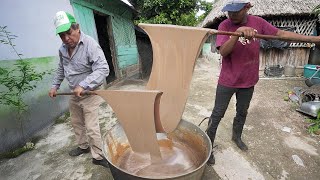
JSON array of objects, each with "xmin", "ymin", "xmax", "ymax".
[{"xmin": 200, "ymin": 0, "xmax": 320, "ymax": 28}]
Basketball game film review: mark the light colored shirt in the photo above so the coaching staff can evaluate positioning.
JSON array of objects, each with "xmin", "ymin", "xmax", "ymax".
[
  {"xmin": 216, "ymin": 15, "xmax": 278, "ymax": 88},
  {"xmin": 52, "ymin": 32, "xmax": 109, "ymax": 90}
]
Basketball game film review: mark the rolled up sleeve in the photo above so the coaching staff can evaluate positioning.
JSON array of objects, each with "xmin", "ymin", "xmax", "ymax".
[{"xmin": 51, "ymin": 54, "xmax": 65, "ymax": 89}]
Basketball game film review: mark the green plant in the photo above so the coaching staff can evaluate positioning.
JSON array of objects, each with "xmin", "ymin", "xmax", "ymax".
[
  {"xmin": 306, "ymin": 111, "xmax": 320, "ymax": 134},
  {"xmin": 132, "ymin": 0, "xmax": 213, "ymax": 26},
  {"xmin": 0, "ymin": 26, "xmax": 48, "ymax": 139},
  {"xmin": 0, "ymin": 142, "xmax": 35, "ymax": 159},
  {"xmin": 55, "ymin": 111, "xmax": 70, "ymax": 124}
]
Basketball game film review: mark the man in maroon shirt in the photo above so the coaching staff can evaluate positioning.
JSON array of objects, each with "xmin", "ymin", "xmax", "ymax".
[{"xmin": 206, "ymin": 0, "xmax": 320, "ymax": 165}]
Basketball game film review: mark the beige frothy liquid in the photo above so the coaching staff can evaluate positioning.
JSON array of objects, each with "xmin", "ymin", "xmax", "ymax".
[{"xmin": 114, "ymin": 138, "xmax": 201, "ymax": 178}]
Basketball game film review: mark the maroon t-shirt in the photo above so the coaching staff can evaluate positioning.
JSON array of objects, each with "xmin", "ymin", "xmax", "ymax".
[{"xmin": 216, "ymin": 15, "xmax": 278, "ymax": 88}]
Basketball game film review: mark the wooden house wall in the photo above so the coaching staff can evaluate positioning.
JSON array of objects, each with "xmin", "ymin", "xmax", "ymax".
[
  {"xmin": 71, "ymin": 0, "xmax": 139, "ymax": 78},
  {"xmin": 264, "ymin": 15, "xmax": 317, "ymax": 47},
  {"xmin": 259, "ymin": 15, "xmax": 316, "ymax": 71},
  {"xmin": 112, "ymin": 16, "xmax": 139, "ymax": 69},
  {"xmin": 259, "ymin": 48, "xmax": 310, "ymax": 70},
  {"xmin": 72, "ymin": 3, "xmax": 99, "ymax": 40}
]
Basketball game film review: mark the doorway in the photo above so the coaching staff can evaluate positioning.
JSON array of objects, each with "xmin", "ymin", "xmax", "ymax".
[{"xmin": 94, "ymin": 12, "xmax": 116, "ymax": 83}]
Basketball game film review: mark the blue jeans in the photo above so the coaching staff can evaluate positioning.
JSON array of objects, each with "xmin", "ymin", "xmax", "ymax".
[{"xmin": 207, "ymin": 84, "xmax": 254, "ymax": 142}]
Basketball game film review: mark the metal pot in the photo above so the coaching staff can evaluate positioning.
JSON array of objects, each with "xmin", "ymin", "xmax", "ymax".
[
  {"xmin": 296, "ymin": 96, "xmax": 320, "ymax": 117},
  {"xmin": 102, "ymin": 119, "xmax": 212, "ymax": 180}
]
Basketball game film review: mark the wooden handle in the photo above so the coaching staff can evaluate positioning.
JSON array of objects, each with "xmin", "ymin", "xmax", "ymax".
[
  {"xmin": 54, "ymin": 91, "xmax": 97, "ymax": 96},
  {"xmin": 210, "ymin": 30, "xmax": 319, "ymax": 43}
]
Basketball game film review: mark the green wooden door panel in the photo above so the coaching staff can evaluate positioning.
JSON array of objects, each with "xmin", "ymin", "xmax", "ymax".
[
  {"xmin": 71, "ymin": 0, "xmax": 139, "ymax": 70},
  {"xmin": 117, "ymin": 45, "xmax": 138, "ymax": 68},
  {"xmin": 71, "ymin": 0, "xmax": 132, "ymax": 19},
  {"xmin": 72, "ymin": 3, "xmax": 98, "ymax": 41},
  {"xmin": 112, "ymin": 16, "xmax": 136, "ymax": 46}
]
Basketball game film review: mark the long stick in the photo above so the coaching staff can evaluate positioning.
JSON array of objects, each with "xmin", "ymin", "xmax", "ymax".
[
  {"xmin": 54, "ymin": 91, "xmax": 97, "ymax": 96},
  {"xmin": 210, "ymin": 30, "xmax": 320, "ymax": 43}
]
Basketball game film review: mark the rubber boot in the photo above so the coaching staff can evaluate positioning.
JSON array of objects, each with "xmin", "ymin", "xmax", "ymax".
[
  {"xmin": 232, "ymin": 124, "xmax": 248, "ymax": 151},
  {"xmin": 206, "ymin": 117, "xmax": 216, "ymax": 165}
]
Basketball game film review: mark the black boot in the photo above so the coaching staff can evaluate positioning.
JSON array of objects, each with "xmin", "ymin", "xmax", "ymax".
[
  {"xmin": 68, "ymin": 147, "xmax": 90, "ymax": 156},
  {"xmin": 206, "ymin": 117, "xmax": 217, "ymax": 165},
  {"xmin": 207, "ymin": 152, "xmax": 215, "ymax": 165},
  {"xmin": 232, "ymin": 124, "xmax": 248, "ymax": 151}
]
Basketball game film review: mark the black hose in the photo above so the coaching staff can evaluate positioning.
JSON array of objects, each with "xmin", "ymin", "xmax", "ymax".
[{"xmin": 198, "ymin": 117, "xmax": 209, "ymax": 127}]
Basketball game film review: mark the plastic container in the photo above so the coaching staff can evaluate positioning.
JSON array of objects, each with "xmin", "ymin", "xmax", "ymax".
[
  {"xmin": 303, "ymin": 64, "xmax": 320, "ymax": 78},
  {"xmin": 284, "ymin": 65, "xmax": 296, "ymax": 77},
  {"xmin": 288, "ymin": 91, "xmax": 299, "ymax": 103},
  {"xmin": 264, "ymin": 65, "xmax": 284, "ymax": 77}
]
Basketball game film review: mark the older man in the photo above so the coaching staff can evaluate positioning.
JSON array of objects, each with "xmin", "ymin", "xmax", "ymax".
[{"xmin": 49, "ymin": 11, "xmax": 110, "ymax": 168}]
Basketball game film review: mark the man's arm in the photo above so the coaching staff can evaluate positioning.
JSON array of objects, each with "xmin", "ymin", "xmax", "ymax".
[
  {"xmin": 276, "ymin": 30, "xmax": 320, "ymax": 44},
  {"xmin": 219, "ymin": 27, "xmax": 257, "ymax": 57},
  {"xmin": 52, "ymin": 59, "xmax": 65, "ymax": 88},
  {"xmin": 49, "ymin": 54, "xmax": 65, "ymax": 98},
  {"xmin": 78, "ymin": 43, "xmax": 110, "ymax": 91}
]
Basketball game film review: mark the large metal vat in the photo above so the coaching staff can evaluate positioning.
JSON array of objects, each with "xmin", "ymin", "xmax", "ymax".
[{"xmin": 102, "ymin": 119, "xmax": 212, "ymax": 180}]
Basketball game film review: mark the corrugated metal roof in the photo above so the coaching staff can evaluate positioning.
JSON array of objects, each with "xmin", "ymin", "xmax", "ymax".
[
  {"xmin": 120, "ymin": 0, "xmax": 137, "ymax": 13},
  {"xmin": 121, "ymin": 0, "xmax": 133, "ymax": 7}
]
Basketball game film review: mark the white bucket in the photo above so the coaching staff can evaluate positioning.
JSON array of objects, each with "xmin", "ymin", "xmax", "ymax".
[{"xmin": 284, "ymin": 65, "xmax": 296, "ymax": 77}]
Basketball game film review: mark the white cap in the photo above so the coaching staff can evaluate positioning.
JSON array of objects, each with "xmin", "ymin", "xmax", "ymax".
[{"xmin": 53, "ymin": 11, "xmax": 76, "ymax": 34}]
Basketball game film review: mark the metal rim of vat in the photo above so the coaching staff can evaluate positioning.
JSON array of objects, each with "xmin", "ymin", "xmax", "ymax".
[{"xmin": 102, "ymin": 119, "xmax": 212, "ymax": 180}]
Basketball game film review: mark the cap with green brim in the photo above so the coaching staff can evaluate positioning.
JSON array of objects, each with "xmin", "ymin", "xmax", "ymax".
[{"xmin": 53, "ymin": 11, "xmax": 76, "ymax": 35}]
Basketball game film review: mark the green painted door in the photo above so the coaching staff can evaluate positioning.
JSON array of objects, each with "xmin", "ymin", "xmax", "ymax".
[{"xmin": 72, "ymin": 3, "xmax": 98, "ymax": 41}]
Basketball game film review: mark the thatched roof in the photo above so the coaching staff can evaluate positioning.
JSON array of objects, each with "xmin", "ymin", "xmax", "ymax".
[{"xmin": 200, "ymin": 0, "xmax": 319, "ymax": 28}]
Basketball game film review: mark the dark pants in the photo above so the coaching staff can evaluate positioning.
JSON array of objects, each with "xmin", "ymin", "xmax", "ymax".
[{"xmin": 207, "ymin": 84, "xmax": 254, "ymax": 143}]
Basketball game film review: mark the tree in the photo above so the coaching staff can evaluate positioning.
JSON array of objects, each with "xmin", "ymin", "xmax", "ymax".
[
  {"xmin": 131, "ymin": 0, "xmax": 213, "ymax": 26},
  {"xmin": 0, "ymin": 26, "xmax": 48, "ymax": 141}
]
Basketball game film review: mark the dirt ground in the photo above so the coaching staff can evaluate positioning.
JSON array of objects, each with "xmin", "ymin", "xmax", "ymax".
[{"xmin": 0, "ymin": 53, "xmax": 319, "ymax": 180}]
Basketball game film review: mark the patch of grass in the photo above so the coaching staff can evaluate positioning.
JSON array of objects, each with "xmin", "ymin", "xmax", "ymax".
[
  {"xmin": 55, "ymin": 111, "xmax": 70, "ymax": 124},
  {"xmin": 0, "ymin": 142, "xmax": 35, "ymax": 159},
  {"xmin": 306, "ymin": 111, "xmax": 320, "ymax": 135},
  {"xmin": 100, "ymin": 102, "xmax": 108, "ymax": 108}
]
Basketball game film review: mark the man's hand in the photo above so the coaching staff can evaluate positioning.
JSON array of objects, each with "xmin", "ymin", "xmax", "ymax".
[
  {"xmin": 236, "ymin": 26, "xmax": 257, "ymax": 40},
  {"xmin": 48, "ymin": 88, "xmax": 57, "ymax": 98},
  {"xmin": 73, "ymin": 86, "xmax": 84, "ymax": 97}
]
